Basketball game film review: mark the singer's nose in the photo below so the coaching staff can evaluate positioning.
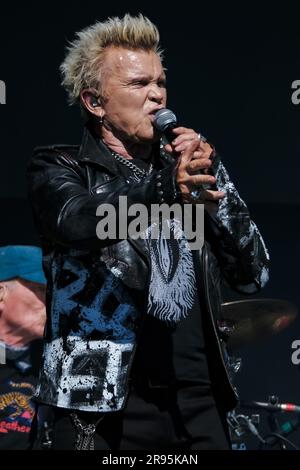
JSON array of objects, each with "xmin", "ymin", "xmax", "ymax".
[{"xmin": 148, "ymin": 84, "xmax": 164, "ymax": 104}]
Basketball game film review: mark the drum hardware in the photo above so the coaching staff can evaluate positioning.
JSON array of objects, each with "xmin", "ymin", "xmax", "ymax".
[
  {"xmin": 227, "ymin": 410, "xmax": 264, "ymax": 450},
  {"xmin": 240, "ymin": 395, "xmax": 300, "ymax": 450},
  {"xmin": 221, "ymin": 299, "xmax": 299, "ymax": 449},
  {"xmin": 221, "ymin": 298, "xmax": 297, "ymax": 350}
]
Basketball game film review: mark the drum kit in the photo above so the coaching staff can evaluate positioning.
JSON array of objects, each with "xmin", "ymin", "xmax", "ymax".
[{"xmin": 221, "ymin": 298, "xmax": 299, "ymax": 450}]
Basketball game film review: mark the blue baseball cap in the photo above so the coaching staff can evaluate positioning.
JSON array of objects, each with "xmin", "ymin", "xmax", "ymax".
[{"xmin": 0, "ymin": 245, "xmax": 46, "ymax": 285}]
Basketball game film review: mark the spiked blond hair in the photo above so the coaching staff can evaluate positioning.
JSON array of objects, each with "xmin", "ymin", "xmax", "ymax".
[{"xmin": 60, "ymin": 13, "xmax": 163, "ymax": 105}]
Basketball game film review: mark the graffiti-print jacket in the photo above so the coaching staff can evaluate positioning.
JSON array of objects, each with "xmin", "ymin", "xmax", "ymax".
[{"xmin": 27, "ymin": 125, "xmax": 269, "ymax": 413}]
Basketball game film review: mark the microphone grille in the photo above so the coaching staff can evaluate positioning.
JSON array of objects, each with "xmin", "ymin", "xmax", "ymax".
[{"xmin": 153, "ymin": 108, "xmax": 177, "ymax": 132}]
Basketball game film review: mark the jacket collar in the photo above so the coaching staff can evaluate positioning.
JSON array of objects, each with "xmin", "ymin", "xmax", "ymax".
[
  {"xmin": 77, "ymin": 123, "xmax": 120, "ymax": 175},
  {"xmin": 77, "ymin": 122, "xmax": 167, "ymax": 174}
]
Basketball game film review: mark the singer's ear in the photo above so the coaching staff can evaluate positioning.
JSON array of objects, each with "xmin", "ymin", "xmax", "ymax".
[{"xmin": 80, "ymin": 88, "xmax": 105, "ymax": 119}]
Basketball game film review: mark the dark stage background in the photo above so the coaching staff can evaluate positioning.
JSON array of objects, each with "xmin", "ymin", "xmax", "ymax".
[{"xmin": 0, "ymin": 3, "xmax": 299, "ymax": 450}]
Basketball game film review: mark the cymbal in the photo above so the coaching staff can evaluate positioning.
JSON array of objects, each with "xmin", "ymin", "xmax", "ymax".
[{"xmin": 221, "ymin": 299, "xmax": 297, "ymax": 349}]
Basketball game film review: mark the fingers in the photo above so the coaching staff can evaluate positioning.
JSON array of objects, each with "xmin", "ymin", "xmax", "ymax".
[
  {"xmin": 163, "ymin": 128, "xmax": 213, "ymax": 160},
  {"xmin": 163, "ymin": 134, "xmax": 200, "ymax": 155},
  {"xmin": 183, "ymin": 190, "xmax": 226, "ymax": 204},
  {"xmin": 170, "ymin": 126, "xmax": 197, "ymax": 139},
  {"xmin": 162, "ymin": 126, "xmax": 198, "ymax": 150},
  {"xmin": 189, "ymin": 173, "xmax": 216, "ymax": 186},
  {"xmin": 164, "ymin": 143, "xmax": 174, "ymax": 154},
  {"xmin": 163, "ymin": 126, "xmax": 222, "ymax": 205},
  {"xmin": 187, "ymin": 157, "xmax": 212, "ymax": 173},
  {"xmin": 171, "ymin": 131, "xmax": 200, "ymax": 153},
  {"xmin": 203, "ymin": 190, "xmax": 226, "ymax": 201},
  {"xmin": 178, "ymin": 139, "xmax": 200, "ymax": 164},
  {"xmin": 176, "ymin": 141, "xmax": 215, "ymax": 190},
  {"xmin": 170, "ymin": 126, "xmax": 205, "ymax": 143},
  {"xmin": 193, "ymin": 141, "xmax": 213, "ymax": 160}
]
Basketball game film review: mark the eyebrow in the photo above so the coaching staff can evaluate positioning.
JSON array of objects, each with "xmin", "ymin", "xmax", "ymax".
[{"xmin": 127, "ymin": 73, "xmax": 166, "ymax": 82}]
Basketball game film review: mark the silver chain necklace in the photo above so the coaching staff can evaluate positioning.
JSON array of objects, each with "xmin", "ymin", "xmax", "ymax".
[{"xmin": 111, "ymin": 151, "xmax": 153, "ymax": 181}]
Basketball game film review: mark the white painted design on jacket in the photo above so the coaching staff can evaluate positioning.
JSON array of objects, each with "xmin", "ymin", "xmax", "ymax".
[
  {"xmin": 146, "ymin": 219, "xmax": 196, "ymax": 322},
  {"xmin": 35, "ymin": 337, "xmax": 133, "ymax": 412}
]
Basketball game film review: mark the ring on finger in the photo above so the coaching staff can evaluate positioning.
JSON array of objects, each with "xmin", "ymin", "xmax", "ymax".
[
  {"xmin": 190, "ymin": 189, "xmax": 204, "ymax": 201},
  {"xmin": 197, "ymin": 133, "xmax": 207, "ymax": 142}
]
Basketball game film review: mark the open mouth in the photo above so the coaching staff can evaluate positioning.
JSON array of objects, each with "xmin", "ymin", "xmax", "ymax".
[{"xmin": 148, "ymin": 107, "xmax": 164, "ymax": 120}]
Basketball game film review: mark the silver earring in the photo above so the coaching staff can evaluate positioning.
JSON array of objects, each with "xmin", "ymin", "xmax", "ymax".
[{"xmin": 99, "ymin": 115, "xmax": 103, "ymax": 125}]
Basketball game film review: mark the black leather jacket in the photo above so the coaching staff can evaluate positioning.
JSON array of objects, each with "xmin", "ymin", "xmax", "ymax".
[{"xmin": 27, "ymin": 125, "xmax": 269, "ymax": 413}]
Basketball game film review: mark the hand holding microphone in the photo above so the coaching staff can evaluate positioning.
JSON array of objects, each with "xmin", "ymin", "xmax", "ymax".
[{"xmin": 154, "ymin": 108, "xmax": 225, "ymax": 202}]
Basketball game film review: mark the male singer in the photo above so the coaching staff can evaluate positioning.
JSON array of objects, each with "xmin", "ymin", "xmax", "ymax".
[{"xmin": 28, "ymin": 13, "xmax": 269, "ymax": 450}]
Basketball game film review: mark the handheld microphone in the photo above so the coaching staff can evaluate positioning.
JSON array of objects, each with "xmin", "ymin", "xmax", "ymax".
[
  {"xmin": 153, "ymin": 108, "xmax": 177, "ymax": 145},
  {"xmin": 154, "ymin": 108, "xmax": 212, "ymax": 194}
]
